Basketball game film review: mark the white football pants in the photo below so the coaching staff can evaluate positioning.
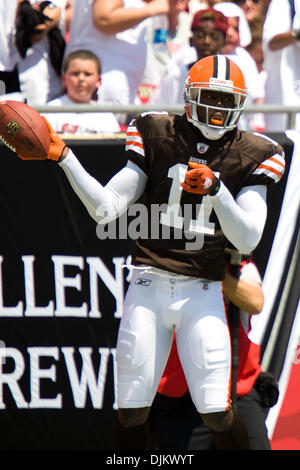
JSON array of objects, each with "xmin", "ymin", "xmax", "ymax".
[{"xmin": 116, "ymin": 267, "xmax": 231, "ymax": 414}]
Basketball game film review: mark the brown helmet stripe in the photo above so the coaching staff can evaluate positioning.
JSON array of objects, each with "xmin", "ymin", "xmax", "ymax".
[
  {"xmin": 213, "ymin": 55, "xmax": 218, "ymax": 78},
  {"xmin": 213, "ymin": 55, "xmax": 231, "ymax": 80},
  {"xmin": 225, "ymin": 56, "xmax": 230, "ymax": 80}
]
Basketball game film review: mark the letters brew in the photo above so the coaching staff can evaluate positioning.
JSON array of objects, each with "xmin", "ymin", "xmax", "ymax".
[{"xmin": 0, "ymin": 254, "xmax": 131, "ymax": 410}]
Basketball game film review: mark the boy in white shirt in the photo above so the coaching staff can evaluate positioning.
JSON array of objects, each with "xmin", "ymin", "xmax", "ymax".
[{"xmin": 45, "ymin": 50, "xmax": 120, "ymax": 134}]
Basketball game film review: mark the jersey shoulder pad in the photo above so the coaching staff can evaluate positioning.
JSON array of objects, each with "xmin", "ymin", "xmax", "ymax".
[
  {"xmin": 238, "ymin": 131, "xmax": 285, "ymax": 185},
  {"xmin": 134, "ymin": 111, "xmax": 176, "ymax": 141},
  {"xmin": 125, "ymin": 112, "xmax": 175, "ymax": 174}
]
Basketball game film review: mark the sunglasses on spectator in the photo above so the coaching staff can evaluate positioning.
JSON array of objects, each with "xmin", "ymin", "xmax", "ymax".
[{"xmin": 236, "ymin": 0, "xmax": 260, "ymax": 4}]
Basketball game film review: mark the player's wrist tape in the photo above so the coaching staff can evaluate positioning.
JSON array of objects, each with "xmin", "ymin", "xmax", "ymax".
[
  {"xmin": 57, "ymin": 145, "xmax": 69, "ymax": 162},
  {"xmin": 209, "ymin": 178, "xmax": 220, "ymax": 196},
  {"xmin": 292, "ymin": 28, "xmax": 300, "ymax": 40}
]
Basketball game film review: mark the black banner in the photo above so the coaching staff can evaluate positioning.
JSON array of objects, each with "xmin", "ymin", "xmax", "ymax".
[{"xmin": 0, "ymin": 134, "xmax": 293, "ymax": 449}]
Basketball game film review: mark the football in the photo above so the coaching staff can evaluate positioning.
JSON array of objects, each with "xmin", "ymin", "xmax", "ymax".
[{"xmin": 0, "ymin": 100, "xmax": 50, "ymax": 159}]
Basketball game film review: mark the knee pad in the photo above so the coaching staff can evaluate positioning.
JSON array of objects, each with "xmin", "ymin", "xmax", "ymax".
[
  {"xmin": 194, "ymin": 382, "xmax": 231, "ymax": 414},
  {"xmin": 188, "ymin": 316, "xmax": 230, "ymax": 370},
  {"xmin": 186, "ymin": 316, "xmax": 231, "ymax": 413},
  {"xmin": 116, "ymin": 328, "xmax": 154, "ymax": 408}
]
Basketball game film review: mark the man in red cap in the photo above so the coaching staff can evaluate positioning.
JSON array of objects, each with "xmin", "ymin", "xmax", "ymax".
[
  {"xmin": 150, "ymin": 7, "xmax": 229, "ymax": 105},
  {"xmin": 190, "ymin": 7, "xmax": 229, "ymax": 58}
]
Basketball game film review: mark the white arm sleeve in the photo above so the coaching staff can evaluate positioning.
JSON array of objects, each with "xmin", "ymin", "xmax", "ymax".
[
  {"xmin": 59, "ymin": 150, "xmax": 148, "ymax": 223},
  {"xmin": 210, "ymin": 183, "xmax": 267, "ymax": 254}
]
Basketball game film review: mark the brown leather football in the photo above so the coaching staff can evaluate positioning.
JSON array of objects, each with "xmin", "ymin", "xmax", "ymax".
[{"xmin": 0, "ymin": 100, "xmax": 50, "ymax": 159}]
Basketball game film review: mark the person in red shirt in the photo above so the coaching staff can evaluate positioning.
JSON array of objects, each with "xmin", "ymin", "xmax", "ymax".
[{"xmin": 148, "ymin": 250, "xmax": 278, "ymax": 450}]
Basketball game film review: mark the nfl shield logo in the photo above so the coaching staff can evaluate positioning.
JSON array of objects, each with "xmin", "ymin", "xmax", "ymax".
[{"xmin": 197, "ymin": 143, "xmax": 209, "ymax": 154}]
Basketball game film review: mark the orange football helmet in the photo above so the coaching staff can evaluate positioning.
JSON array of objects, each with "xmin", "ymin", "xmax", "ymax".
[{"xmin": 184, "ymin": 55, "xmax": 247, "ymax": 139}]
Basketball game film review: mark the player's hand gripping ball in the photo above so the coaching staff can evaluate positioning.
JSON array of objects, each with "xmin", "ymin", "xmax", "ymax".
[
  {"xmin": 0, "ymin": 101, "xmax": 68, "ymax": 161},
  {"xmin": 0, "ymin": 100, "xmax": 51, "ymax": 159},
  {"xmin": 40, "ymin": 116, "xmax": 68, "ymax": 162},
  {"xmin": 181, "ymin": 162, "xmax": 220, "ymax": 195}
]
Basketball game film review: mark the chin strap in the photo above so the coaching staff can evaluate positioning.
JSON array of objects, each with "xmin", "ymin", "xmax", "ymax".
[
  {"xmin": 197, "ymin": 121, "xmax": 228, "ymax": 140},
  {"xmin": 186, "ymin": 113, "xmax": 228, "ymax": 140}
]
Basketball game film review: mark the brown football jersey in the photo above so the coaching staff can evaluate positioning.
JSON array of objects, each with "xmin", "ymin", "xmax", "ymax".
[{"xmin": 125, "ymin": 112, "xmax": 285, "ymax": 280}]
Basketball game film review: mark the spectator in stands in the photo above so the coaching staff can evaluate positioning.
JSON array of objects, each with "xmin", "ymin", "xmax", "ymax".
[
  {"xmin": 246, "ymin": 18, "xmax": 267, "ymax": 114},
  {"xmin": 262, "ymin": 0, "xmax": 300, "ymax": 131},
  {"xmin": 0, "ymin": 1, "xmax": 69, "ymax": 105},
  {"xmin": 214, "ymin": 2, "xmax": 265, "ymax": 131},
  {"xmin": 215, "ymin": 1, "xmax": 252, "ymax": 46},
  {"xmin": 160, "ymin": 1, "xmax": 252, "ymax": 82},
  {"xmin": 233, "ymin": 0, "xmax": 263, "ymax": 25},
  {"xmin": 247, "ymin": 30, "xmax": 264, "ymax": 73},
  {"xmin": 45, "ymin": 50, "xmax": 120, "ymax": 134},
  {"xmin": 0, "ymin": 1, "xmax": 72, "ymax": 104},
  {"xmin": 65, "ymin": 0, "xmax": 171, "ymax": 110},
  {"xmin": 148, "ymin": 251, "xmax": 279, "ymax": 450},
  {"xmin": 63, "ymin": 0, "xmax": 73, "ymax": 39},
  {"xmin": 137, "ymin": 0, "xmax": 191, "ymax": 105},
  {"xmin": 0, "ymin": 0, "xmax": 22, "ymax": 96},
  {"xmin": 233, "ymin": 0, "xmax": 267, "ymax": 77},
  {"xmin": 149, "ymin": 8, "xmax": 229, "ymax": 105},
  {"xmin": 15, "ymin": 1, "xmax": 68, "ymax": 105}
]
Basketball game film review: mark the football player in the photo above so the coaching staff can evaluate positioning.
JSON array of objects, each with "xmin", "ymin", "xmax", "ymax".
[{"xmin": 19, "ymin": 55, "xmax": 285, "ymax": 450}]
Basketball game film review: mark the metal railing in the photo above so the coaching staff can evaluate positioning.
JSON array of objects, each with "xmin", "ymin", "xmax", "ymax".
[{"xmin": 35, "ymin": 104, "xmax": 300, "ymax": 130}]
